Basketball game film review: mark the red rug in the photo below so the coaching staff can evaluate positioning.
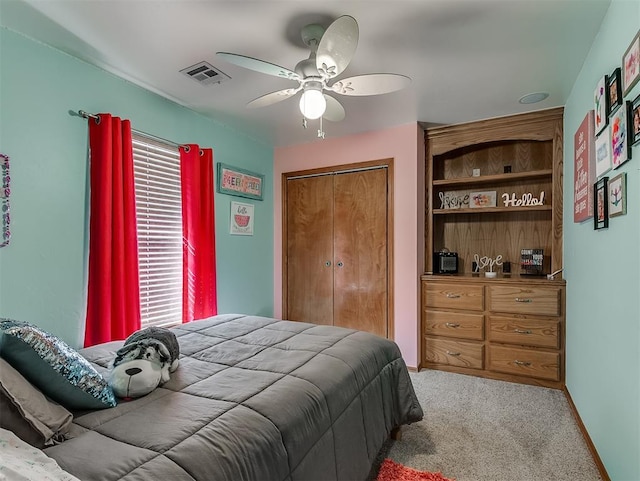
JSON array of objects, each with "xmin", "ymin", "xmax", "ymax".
[{"xmin": 376, "ymin": 459, "xmax": 455, "ymax": 481}]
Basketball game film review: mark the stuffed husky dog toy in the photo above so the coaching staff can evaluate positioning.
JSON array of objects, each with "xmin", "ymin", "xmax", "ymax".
[{"xmin": 109, "ymin": 326, "xmax": 180, "ymax": 399}]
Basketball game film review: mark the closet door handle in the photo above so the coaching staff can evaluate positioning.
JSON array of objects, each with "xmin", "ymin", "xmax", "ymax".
[
  {"xmin": 336, "ymin": 261, "xmax": 344, "ymax": 268},
  {"xmin": 325, "ymin": 261, "xmax": 331, "ymax": 267}
]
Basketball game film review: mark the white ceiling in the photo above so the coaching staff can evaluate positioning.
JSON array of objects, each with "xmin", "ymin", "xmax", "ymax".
[{"xmin": 1, "ymin": 0, "xmax": 610, "ymax": 147}]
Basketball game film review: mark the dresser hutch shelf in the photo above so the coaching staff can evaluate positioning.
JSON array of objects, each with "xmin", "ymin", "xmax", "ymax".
[{"xmin": 421, "ymin": 107, "xmax": 565, "ymax": 388}]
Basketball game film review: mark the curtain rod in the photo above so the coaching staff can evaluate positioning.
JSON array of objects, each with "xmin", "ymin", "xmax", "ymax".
[{"xmin": 77, "ymin": 110, "xmax": 184, "ymax": 149}]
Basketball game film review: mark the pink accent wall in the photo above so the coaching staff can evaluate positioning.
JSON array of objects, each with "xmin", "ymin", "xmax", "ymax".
[{"xmin": 274, "ymin": 123, "xmax": 425, "ymax": 368}]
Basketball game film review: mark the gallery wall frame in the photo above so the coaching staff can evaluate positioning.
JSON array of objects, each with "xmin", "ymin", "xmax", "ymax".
[
  {"xmin": 608, "ymin": 67, "xmax": 623, "ymax": 116},
  {"xmin": 595, "ymin": 125, "xmax": 612, "ymax": 178},
  {"xmin": 630, "ymin": 93, "xmax": 640, "ymax": 146},
  {"xmin": 622, "ymin": 30, "xmax": 640, "ymax": 97},
  {"xmin": 608, "ymin": 172, "xmax": 626, "ymax": 218},
  {"xmin": 611, "ymin": 102, "xmax": 631, "ymax": 169},
  {"xmin": 594, "ymin": 176, "xmax": 609, "ymax": 230},
  {"xmin": 594, "ymin": 74, "xmax": 609, "ymax": 135}
]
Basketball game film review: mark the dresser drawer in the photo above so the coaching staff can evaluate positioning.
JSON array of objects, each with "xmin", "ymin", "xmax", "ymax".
[
  {"xmin": 425, "ymin": 310, "xmax": 484, "ymax": 340},
  {"xmin": 488, "ymin": 286, "xmax": 561, "ymax": 316},
  {"xmin": 489, "ymin": 316, "xmax": 559, "ymax": 349},
  {"xmin": 424, "ymin": 338, "xmax": 484, "ymax": 369},
  {"xmin": 488, "ymin": 345, "xmax": 559, "ymax": 381},
  {"xmin": 423, "ymin": 282, "xmax": 484, "ymax": 311}
]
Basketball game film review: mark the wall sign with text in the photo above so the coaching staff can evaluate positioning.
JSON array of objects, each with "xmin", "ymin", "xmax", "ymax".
[
  {"xmin": 217, "ymin": 163, "xmax": 264, "ymax": 201},
  {"xmin": 574, "ymin": 111, "xmax": 595, "ymax": 223},
  {"xmin": 230, "ymin": 201, "xmax": 254, "ymax": 236}
]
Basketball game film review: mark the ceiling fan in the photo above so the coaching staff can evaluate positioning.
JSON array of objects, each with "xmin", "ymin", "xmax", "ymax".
[{"xmin": 216, "ymin": 15, "xmax": 410, "ymax": 136}]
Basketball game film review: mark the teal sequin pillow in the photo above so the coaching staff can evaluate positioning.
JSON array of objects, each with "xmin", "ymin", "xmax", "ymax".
[{"xmin": 0, "ymin": 318, "xmax": 116, "ymax": 410}]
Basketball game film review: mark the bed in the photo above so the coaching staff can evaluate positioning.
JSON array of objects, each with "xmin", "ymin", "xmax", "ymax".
[{"xmin": 35, "ymin": 314, "xmax": 423, "ymax": 480}]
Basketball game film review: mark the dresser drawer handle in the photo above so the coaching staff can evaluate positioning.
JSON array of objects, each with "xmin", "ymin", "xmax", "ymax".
[
  {"xmin": 515, "ymin": 297, "xmax": 532, "ymax": 303},
  {"xmin": 446, "ymin": 293, "xmax": 461, "ymax": 299},
  {"xmin": 446, "ymin": 351, "xmax": 461, "ymax": 357},
  {"xmin": 514, "ymin": 360, "xmax": 531, "ymax": 367},
  {"xmin": 514, "ymin": 329, "xmax": 532, "ymax": 334},
  {"xmin": 445, "ymin": 322, "xmax": 460, "ymax": 328}
]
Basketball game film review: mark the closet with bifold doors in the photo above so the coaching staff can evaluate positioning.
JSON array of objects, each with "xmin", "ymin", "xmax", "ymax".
[{"xmin": 283, "ymin": 159, "xmax": 393, "ymax": 338}]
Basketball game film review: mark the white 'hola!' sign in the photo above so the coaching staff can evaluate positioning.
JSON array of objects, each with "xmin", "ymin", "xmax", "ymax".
[{"xmin": 502, "ymin": 191, "xmax": 545, "ymax": 207}]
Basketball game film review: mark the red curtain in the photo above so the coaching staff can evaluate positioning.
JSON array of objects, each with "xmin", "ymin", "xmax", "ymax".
[
  {"xmin": 84, "ymin": 114, "xmax": 141, "ymax": 347},
  {"xmin": 180, "ymin": 145, "xmax": 217, "ymax": 322}
]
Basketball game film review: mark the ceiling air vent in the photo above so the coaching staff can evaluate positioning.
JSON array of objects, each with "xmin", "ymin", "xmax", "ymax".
[{"xmin": 180, "ymin": 61, "xmax": 230, "ymax": 86}]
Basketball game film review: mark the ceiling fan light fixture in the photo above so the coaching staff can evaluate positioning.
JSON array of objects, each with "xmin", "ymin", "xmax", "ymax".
[
  {"xmin": 299, "ymin": 83, "xmax": 327, "ymax": 120},
  {"xmin": 218, "ymin": 15, "xmax": 409, "ymax": 131}
]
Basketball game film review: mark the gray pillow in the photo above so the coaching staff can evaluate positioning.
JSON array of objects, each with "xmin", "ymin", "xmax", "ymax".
[
  {"xmin": 0, "ymin": 358, "xmax": 73, "ymax": 447},
  {"xmin": 0, "ymin": 318, "xmax": 116, "ymax": 410}
]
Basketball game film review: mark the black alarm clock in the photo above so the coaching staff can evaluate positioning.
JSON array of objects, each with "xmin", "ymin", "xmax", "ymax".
[{"xmin": 433, "ymin": 251, "xmax": 458, "ymax": 274}]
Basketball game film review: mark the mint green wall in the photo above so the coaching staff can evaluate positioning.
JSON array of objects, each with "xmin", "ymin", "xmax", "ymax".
[
  {"xmin": 0, "ymin": 28, "xmax": 274, "ymax": 348},
  {"xmin": 563, "ymin": 1, "xmax": 639, "ymax": 479}
]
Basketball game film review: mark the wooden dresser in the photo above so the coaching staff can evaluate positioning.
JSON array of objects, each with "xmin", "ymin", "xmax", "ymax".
[
  {"xmin": 422, "ymin": 275, "xmax": 565, "ymax": 388},
  {"xmin": 421, "ymin": 108, "xmax": 565, "ymax": 388}
]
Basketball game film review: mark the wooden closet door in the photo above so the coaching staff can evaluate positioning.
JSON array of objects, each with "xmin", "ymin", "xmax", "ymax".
[
  {"xmin": 333, "ymin": 168, "xmax": 388, "ymax": 336},
  {"xmin": 286, "ymin": 175, "xmax": 334, "ymax": 324}
]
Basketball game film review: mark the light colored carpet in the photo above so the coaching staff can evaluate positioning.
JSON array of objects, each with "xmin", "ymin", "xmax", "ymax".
[{"xmin": 384, "ymin": 370, "xmax": 602, "ymax": 481}]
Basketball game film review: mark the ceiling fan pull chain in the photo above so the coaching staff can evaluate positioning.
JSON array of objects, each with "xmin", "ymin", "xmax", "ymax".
[
  {"xmin": 302, "ymin": 117, "xmax": 308, "ymax": 129},
  {"xmin": 318, "ymin": 117, "xmax": 325, "ymax": 139}
]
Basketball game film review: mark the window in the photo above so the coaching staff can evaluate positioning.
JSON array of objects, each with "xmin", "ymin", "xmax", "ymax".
[{"xmin": 132, "ymin": 133, "xmax": 182, "ymax": 328}]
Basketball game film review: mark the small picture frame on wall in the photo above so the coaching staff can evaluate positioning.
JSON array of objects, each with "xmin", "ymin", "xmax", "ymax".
[
  {"xmin": 622, "ymin": 30, "xmax": 640, "ymax": 96},
  {"xmin": 611, "ymin": 102, "xmax": 631, "ymax": 169},
  {"xmin": 630, "ymin": 93, "xmax": 640, "ymax": 146},
  {"xmin": 594, "ymin": 75, "xmax": 609, "ymax": 135},
  {"xmin": 608, "ymin": 68, "xmax": 623, "ymax": 116},
  {"xmin": 594, "ymin": 177, "xmax": 609, "ymax": 230},
  {"xmin": 608, "ymin": 172, "xmax": 626, "ymax": 218},
  {"xmin": 230, "ymin": 201, "xmax": 254, "ymax": 236},
  {"xmin": 595, "ymin": 125, "xmax": 612, "ymax": 178}
]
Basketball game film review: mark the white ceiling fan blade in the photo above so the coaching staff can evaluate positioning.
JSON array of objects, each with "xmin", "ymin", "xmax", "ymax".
[
  {"xmin": 217, "ymin": 52, "xmax": 300, "ymax": 81},
  {"xmin": 329, "ymin": 73, "xmax": 411, "ymax": 96},
  {"xmin": 316, "ymin": 15, "xmax": 358, "ymax": 79},
  {"xmin": 323, "ymin": 95, "xmax": 346, "ymax": 122},
  {"xmin": 247, "ymin": 87, "xmax": 301, "ymax": 109}
]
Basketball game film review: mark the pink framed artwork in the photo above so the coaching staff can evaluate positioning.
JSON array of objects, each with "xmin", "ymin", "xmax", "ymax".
[
  {"xmin": 622, "ymin": 30, "xmax": 640, "ymax": 97},
  {"xmin": 594, "ymin": 75, "xmax": 608, "ymax": 135},
  {"xmin": 611, "ymin": 103, "xmax": 631, "ymax": 169}
]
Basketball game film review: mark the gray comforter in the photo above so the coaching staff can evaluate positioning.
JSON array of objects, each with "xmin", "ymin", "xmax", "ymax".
[{"xmin": 45, "ymin": 314, "xmax": 423, "ymax": 481}]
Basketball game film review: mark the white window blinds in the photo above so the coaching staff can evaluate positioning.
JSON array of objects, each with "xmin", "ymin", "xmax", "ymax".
[{"xmin": 132, "ymin": 133, "xmax": 183, "ymax": 328}]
